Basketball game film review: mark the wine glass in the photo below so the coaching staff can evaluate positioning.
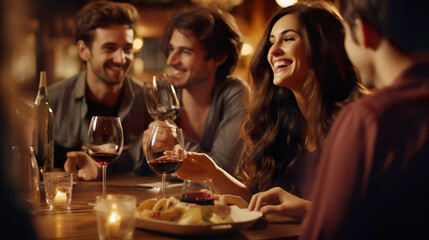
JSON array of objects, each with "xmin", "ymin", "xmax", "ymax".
[
  {"xmin": 143, "ymin": 74, "xmax": 180, "ymax": 123},
  {"xmin": 146, "ymin": 125, "xmax": 184, "ymax": 198},
  {"xmin": 87, "ymin": 116, "xmax": 124, "ymax": 197},
  {"xmin": 180, "ymin": 178, "xmax": 214, "ymax": 205}
]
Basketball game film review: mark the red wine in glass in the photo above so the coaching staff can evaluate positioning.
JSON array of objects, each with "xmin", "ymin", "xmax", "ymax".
[
  {"xmin": 180, "ymin": 191, "xmax": 215, "ymax": 205},
  {"xmin": 148, "ymin": 158, "xmax": 182, "ymax": 175},
  {"xmin": 89, "ymin": 151, "xmax": 119, "ymax": 165},
  {"xmin": 145, "ymin": 125, "xmax": 184, "ymax": 198},
  {"xmin": 87, "ymin": 116, "xmax": 123, "ymax": 200}
]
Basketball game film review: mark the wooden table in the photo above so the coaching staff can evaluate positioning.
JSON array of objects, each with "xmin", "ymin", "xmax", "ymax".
[{"xmin": 33, "ymin": 173, "xmax": 301, "ymax": 239}]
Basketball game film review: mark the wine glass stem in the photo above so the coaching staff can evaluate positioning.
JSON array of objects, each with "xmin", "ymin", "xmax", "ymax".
[
  {"xmin": 161, "ymin": 172, "xmax": 167, "ymax": 198},
  {"xmin": 101, "ymin": 164, "xmax": 107, "ymax": 197}
]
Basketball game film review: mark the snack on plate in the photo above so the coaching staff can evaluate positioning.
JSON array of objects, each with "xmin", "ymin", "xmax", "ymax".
[{"xmin": 136, "ymin": 196, "xmax": 233, "ymax": 225}]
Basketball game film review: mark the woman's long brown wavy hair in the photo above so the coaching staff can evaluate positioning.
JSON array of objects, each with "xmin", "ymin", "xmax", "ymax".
[{"xmin": 237, "ymin": 1, "xmax": 364, "ymax": 194}]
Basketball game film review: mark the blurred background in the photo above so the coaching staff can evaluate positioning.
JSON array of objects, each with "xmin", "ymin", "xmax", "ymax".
[{"xmin": 14, "ymin": 0, "xmax": 332, "ymax": 98}]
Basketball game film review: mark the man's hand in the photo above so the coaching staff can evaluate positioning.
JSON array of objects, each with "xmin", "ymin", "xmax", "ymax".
[{"xmin": 64, "ymin": 151, "xmax": 101, "ymax": 181}]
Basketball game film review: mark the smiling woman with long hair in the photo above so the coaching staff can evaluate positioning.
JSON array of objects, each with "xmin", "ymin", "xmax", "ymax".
[
  {"xmin": 176, "ymin": 1, "xmax": 366, "ymax": 219},
  {"xmin": 239, "ymin": 1, "xmax": 364, "ymax": 198}
]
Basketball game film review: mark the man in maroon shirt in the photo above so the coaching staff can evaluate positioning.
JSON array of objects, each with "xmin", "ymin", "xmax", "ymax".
[{"xmin": 300, "ymin": 0, "xmax": 429, "ymax": 239}]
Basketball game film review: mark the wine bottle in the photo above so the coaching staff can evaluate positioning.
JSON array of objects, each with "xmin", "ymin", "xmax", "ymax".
[{"xmin": 34, "ymin": 71, "xmax": 54, "ymax": 176}]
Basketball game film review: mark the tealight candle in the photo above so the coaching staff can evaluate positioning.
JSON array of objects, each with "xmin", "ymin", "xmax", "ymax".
[
  {"xmin": 106, "ymin": 212, "xmax": 121, "ymax": 237},
  {"xmin": 95, "ymin": 194, "xmax": 136, "ymax": 239},
  {"xmin": 54, "ymin": 190, "xmax": 67, "ymax": 205},
  {"xmin": 45, "ymin": 172, "xmax": 73, "ymax": 209}
]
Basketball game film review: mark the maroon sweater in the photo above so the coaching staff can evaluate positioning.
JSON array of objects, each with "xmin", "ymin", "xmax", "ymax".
[{"xmin": 301, "ymin": 63, "xmax": 429, "ymax": 240}]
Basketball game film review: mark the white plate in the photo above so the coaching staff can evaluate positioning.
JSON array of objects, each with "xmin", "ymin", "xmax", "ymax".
[
  {"xmin": 135, "ymin": 205, "xmax": 263, "ymax": 235},
  {"xmin": 135, "ymin": 182, "xmax": 182, "ymax": 189}
]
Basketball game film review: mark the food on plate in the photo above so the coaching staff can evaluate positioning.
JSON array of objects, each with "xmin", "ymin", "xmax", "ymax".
[
  {"xmin": 216, "ymin": 194, "xmax": 249, "ymax": 208},
  {"xmin": 136, "ymin": 196, "xmax": 233, "ymax": 225}
]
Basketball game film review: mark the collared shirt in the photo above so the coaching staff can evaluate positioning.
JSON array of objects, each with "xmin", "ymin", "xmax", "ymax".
[
  {"xmin": 48, "ymin": 72, "xmax": 152, "ymax": 174},
  {"xmin": 301, "ymin": 62, "xmax": 429, "ymax": 240}
]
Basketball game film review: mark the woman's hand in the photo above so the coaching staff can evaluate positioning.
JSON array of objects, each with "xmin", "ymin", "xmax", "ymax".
[
  {"xmin": 64, "ymin": 151, "xmax": 100, "ymax": 181},
  {"xmin": 177, "ymin": 152, "xmax": 252, "ymax": 201},
  {"xmin": 248, "ymin": 187, "xmax": 311, "ymax": 219},
  {"xmin": 176, "ymin": 152, "xmax": 218, "ymax": 180}
]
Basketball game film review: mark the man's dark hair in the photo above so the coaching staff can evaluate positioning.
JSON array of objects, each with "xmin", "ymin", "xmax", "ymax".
[
  {"xmin": 75, "ymin": 0, "xmax": 138, "ymax": 47},
  {"xmin": 163, "ymin": 7, "xmax": 243, "ymax": 80},
  {"xmin": 338, "ymin": 0, "xmax": 429, "ymax": 55}
]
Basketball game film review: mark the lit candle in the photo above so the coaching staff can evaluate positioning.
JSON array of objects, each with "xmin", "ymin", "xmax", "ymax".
[
  {"xmin": 54, "ymin": 190, "xmax": 67, "ymax": 205},
  {"xmin": 106, "ymin": 212, "xmax": 121, "ymax": 237}
]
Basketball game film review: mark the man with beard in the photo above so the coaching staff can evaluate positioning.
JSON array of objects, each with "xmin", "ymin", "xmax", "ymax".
[
  {"xmin": 48, "ymin": 1, "xmax": 152, "ymax": 180},
  {"xmin": 141, "ymin": 7, "xmax": 248, "ymax": 175}
]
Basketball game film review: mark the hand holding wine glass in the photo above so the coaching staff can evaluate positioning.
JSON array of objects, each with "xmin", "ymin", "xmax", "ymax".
[
  {"xmin": 87, "ymin": 116, "xmax": 123, "ymax": 197},
  {"xmin": 143, "ymin": 74, "xmax": 180, "ymax": 123},
  {"xmin": 146, "ymin": 125, "xmax": 184, "ymax": 198}
]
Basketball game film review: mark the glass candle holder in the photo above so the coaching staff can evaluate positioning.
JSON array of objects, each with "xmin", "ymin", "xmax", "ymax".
[
  {"xmin": 44, "ymin": 172, "xmax": 73, "ymax": 209},
  {"xmin": 94, "ymin": 194, "xmax": 136, "ymax": 240}
]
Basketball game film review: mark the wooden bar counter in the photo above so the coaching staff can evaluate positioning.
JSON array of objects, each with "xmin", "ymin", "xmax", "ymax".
[{"xmin": 33, "ymin": 173, "xmax": 300, "ymax": 239}]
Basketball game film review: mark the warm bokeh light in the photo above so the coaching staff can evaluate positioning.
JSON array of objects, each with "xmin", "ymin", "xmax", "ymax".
[
  {"xmin": 67, "ymin": 45, "xmax": 77, "ymax": 56},
  {"xmin": 132, "ymin": 57, "xmax": 144, "ymax": 77},
  {"xmin": 241, "ymin": 43, "xmax": 254, "ymax": 56},
  {"xmin": 136, "ymin": 25, "xmax": 145, "ymax": 37},
  {"xmin": 133, "ymin": 38, "xmax": 144, "ymax": 52},
  {"xmin": 191, "ymin": 0, "xmax": 243, "ymax": 11},
  {"xmin": 12, "ymin": 33, "xmax": 36, "ymax": 84},
  {"xmin": 275, "ymin": 0, "xmax": 298, "ymax": 7}
]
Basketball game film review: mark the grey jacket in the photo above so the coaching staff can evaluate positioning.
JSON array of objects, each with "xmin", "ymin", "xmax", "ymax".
[{"xmin": 47, "ymin": 72, "xmax": 152, "ymax": 174}]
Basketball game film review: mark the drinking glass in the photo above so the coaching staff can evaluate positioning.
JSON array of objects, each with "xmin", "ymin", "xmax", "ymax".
[
  {"xmin": 146, "ymin": 125, "xmax": 184, "ymax": 198},
  {"xmin": 143, "ymin": 74, "xmax": 180, "ymax": 123},
  {"xmin": 180, "ymin": 178, "xmax": 214, "ymax": 205},
  {"xmin": 87, "ymin": 116, "xmax": 124, "ymax": 197}
]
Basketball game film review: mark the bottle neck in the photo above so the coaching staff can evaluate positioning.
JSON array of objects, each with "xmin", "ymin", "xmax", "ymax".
[
  {"xmin": 36, "ymin": 86, "xmax": 47, "ymax": 98},
  {"xmin": 36, "ymin": 71, "xmax": 48, "ymax": 99},
  {"xmin": 38, "ymin": 71, "xmax": 47, "ymax": 89}
]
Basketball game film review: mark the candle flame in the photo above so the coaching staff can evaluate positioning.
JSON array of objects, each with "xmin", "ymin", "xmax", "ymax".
[{"xmin": 109, "ymin": 214, "xmax": 118, "ymax": 223}]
